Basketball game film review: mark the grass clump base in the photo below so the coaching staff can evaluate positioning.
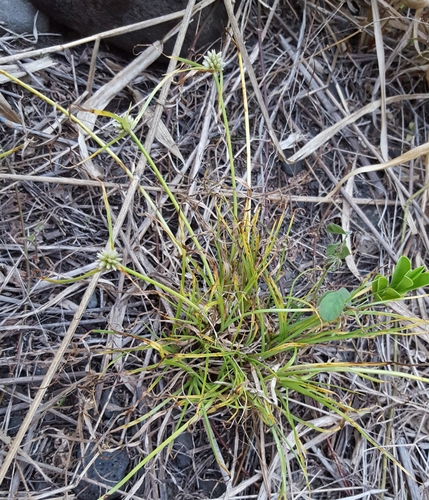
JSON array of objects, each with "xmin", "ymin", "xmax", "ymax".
[{"xmin": 80, "ymin": 59, "xmax": 429, "ymax": 497}]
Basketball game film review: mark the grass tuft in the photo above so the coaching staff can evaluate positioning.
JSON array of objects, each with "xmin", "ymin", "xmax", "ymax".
[{"xmin": 3, "ymin": 41, "xmax": 429, "ymax": 499}]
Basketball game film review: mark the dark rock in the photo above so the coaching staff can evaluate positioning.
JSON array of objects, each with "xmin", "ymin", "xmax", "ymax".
[
  {"xmin": 73, "ymin": 443, "xmax": 129, "ymax": 500},
  {"xmin": 199, "ymin": 477, "xmax": 226, "ymax": 498},
  {"xmin": 100, "ymin": 389, "xmax": 122, "ymax": 420},
  {"xmin": 27, "ymin": 0, "xmax": 227, "ymax": 55},
  {"xmin": 0, "ymin": 0, "xmax": 49, "ymax": 35},
  {"xmin": 281, "ymin": 160, "xmax": 304, "ymax": 177},
  {"xmin": 172, "ymin": 431, "xmax": 193, "ymax": 469}
]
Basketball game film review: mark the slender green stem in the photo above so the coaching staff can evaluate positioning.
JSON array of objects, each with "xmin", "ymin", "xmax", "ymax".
[
  {"xmin": 99, "ymin": 182, "xmax": 115, "ymax": 250},
  {"xmin": 213, "ymin": 72, "xmax": 238, "ymax": 220},
  {"xmin": 119, "ymin": 264, "xmax": 203, "ymax": 313},
  {"xmin": 128, "ymin": 128, "xmax": 214, "ymax": 285},
  {"xmin": 43, "ymin": 269, "xmax": 99, "ymax": 284}
]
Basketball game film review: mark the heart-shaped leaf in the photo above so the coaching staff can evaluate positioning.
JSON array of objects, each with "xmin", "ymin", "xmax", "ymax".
[{"xmin": 319, "ymin": 288, "xmax": 350, "ymax": 321}]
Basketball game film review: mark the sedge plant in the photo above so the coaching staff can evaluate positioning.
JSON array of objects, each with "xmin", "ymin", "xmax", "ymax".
[{"xmin": 5, "ymin": 51, "xmax": 429, "ymax": 498}]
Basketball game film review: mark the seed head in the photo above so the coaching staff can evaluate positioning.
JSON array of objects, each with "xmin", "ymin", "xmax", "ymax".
[
  {"xmin": 202, "ymin": 50, "xmax": 225, "ymax": 73},
  {"xmin": 96, "ymin": 248, "xmax": 122, "ymax": 271},
  {"xmin": 113, "ymin": 112, "xmax": 136, "ymax": 133}
]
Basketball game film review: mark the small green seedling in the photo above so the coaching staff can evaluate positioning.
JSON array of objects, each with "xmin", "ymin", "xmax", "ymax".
[
  {"xmin": 325, "ymin": 223, "xmax": 351, "ymax": 268},
  {"xmin": 316, "ymin": 224, "xmax": 352, "ymax": 321},
  {"xmin": 372, "ymin": 255, "xmax": 429, "ymax": 301}
]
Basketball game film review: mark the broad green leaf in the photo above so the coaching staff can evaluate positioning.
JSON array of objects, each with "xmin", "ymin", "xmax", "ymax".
[
  {"xmin": 412, "ymin": 272, "xmax": 429, "ymax": 290},
  {"xmin": 394, "ymin": 276, "xmax": 413, "ymax": 295},
  {"xmin": 337, "ymin": 287, "xmax": 351, "ymax": 302},
  {"xmin": 372, "ymin": 276, "xmax": 388, "ymax": 294},
  {"xmin": 338, "ymin": 246, "xmax": 351, "ymax": 259},
  {"xmin": 326, "ymin": 223, "xmax": 347, "ymax": 235},
  {"xmin": 390, "ymin": 256, "xmax": 411, "ymax": 289},
  {"xmin": 405, "ymin": 266, "xmax": 425, "ymax": 282},
  {"xmin": 326, "ymin": 242, "xmax": 340, "ymax": 256},
  {"xmin": 319, "ymin": 288, "xmax": 350, "ymax": 321},
  {"xmin": 378, "ymin": 288, "xmax": 402, "ymax": 301}
]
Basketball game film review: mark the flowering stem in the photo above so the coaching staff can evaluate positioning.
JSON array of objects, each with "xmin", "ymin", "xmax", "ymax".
[
  {"xmin": 176, "ymin": 52, "xmax": 237, "ymax": 219},
  {"xmin": 43, "ymin": 269, "xmax": 99, "ymax": 284},
  {"xmin": 213, "ymin": 71, "xmax": 238, "ymax": 221},
  {"xmin": 119, "ymin": 264, "xmax": 203, "ymax": 313},
  {"xmin": 128, "ymin": 128, "xmax": 214, "ymax": 285}
]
